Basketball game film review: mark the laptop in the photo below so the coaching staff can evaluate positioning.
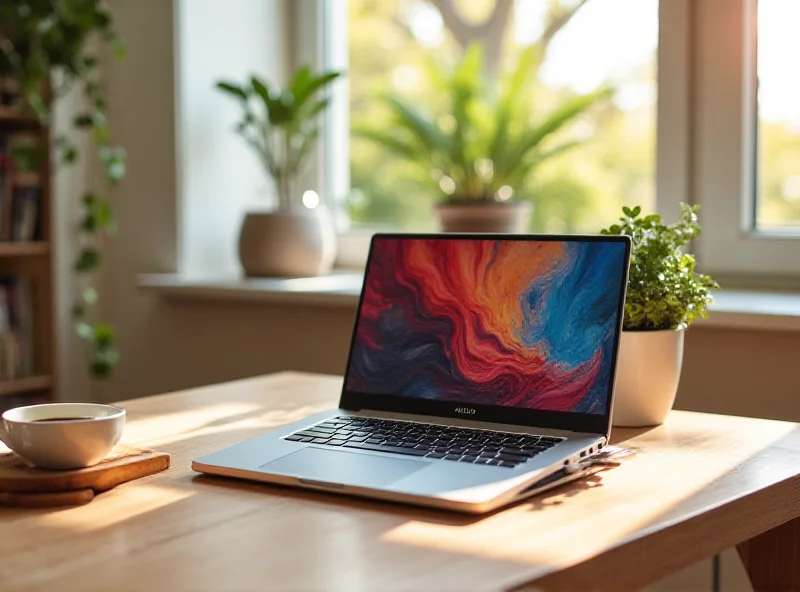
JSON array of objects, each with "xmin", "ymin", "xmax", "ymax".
[{"xmin": 193, "ymin": 233, "xmax": 631, "ymax": 513}]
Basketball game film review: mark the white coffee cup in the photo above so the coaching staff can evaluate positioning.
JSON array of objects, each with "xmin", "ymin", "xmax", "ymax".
[{"xmin": 0, "ymin": 403, "xmax": 126, "ymax": 469}]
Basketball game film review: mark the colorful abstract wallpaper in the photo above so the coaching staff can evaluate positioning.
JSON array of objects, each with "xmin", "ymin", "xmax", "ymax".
[{"xmin": 345, "ymin": 238, "xmax": 628, "ymax": 415}]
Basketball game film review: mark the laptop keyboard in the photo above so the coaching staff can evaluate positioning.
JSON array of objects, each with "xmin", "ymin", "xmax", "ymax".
[{"xmin": 283, "ymin": 416, "xmax": 564, "ymax": 469}]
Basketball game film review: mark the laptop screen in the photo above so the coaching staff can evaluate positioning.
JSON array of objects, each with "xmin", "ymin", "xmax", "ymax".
[{"xmin": 342, "ymin": 235, "xmax": 629, "ymax": 427}]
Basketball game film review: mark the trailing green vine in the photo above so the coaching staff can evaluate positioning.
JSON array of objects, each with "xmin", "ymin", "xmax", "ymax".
[{"xmin": 0, "ymin": 1, "xmax": 125, "ymax": 377}]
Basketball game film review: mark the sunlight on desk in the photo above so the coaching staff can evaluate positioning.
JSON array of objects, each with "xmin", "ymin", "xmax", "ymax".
[
  {"xmin": 123, "ymin": 402, "xmax": 331, "ymax": 449},
  {"xmin": 40, "ymin": 484, "xmax": 193, "ymax": 533},
  {"xmin": 381, "ymin": 413, "xmax": 798, "ymax": 573}
]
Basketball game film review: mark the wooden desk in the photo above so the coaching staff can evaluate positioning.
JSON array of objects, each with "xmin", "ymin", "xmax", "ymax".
[{"xmin": 2, "ymin": 372, "xmax": 799, "ymax": 592}]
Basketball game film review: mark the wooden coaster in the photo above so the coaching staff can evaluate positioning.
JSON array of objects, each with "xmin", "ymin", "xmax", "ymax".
[{"xmin": 0, "ymin": 445, "xmax": 170, "ymax": 507}]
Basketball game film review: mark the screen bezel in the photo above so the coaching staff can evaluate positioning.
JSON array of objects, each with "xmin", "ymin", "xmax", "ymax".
[{"xmin": 339, "ymin": 233, "xmax": 631, "ymax": 437}]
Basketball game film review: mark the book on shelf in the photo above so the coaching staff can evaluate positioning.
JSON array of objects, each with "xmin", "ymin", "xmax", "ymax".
[
  {"xmin": 0, "ymin": 76, "xmax": 23, "ymax": 117},
  {"xmin": 11, "ymin": 177, "xmax": 41, "ymax": 242},
  {"xmin": 0, "ymin": 133, "xmax": 43, "ymax": 242},
  {"xmin": 0, "ymin": 276, "xmax": 35, "ymax": 381}
]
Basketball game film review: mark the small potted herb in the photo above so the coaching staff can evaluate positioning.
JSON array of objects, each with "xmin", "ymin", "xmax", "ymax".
[{"xmin": 601, "ymin": 203, "xmax": 719, "ymax": 426}]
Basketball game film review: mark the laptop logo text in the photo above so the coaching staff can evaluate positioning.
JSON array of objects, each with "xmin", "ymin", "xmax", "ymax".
[{"xmin": 455, "ymin": 407, "xmax": 476, "ymax": 415}]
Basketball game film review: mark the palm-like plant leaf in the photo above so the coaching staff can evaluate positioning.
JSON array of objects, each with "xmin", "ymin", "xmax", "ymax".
[
  {"xmin": 293, "ymin": 71, "xmax": 341, "ymax": 111},
  {"xmin": 352, "ymin": 126, "xmax": 425, "ymax": 163},
  {"xmin": 381, "ymin": 95, "xmax": 451, "ymax": 156},
  {"xmin": 499, "ymin": 140, "xmax": 584, "ymax": 188},
  {"xmin": 489, "ymin": 45, "xmax": 540, "ymax": 186},
  {"xmin": 503, "ymin": 86, "xmax": 612, "ymax": 176},
  {"xmin": 449, "ymin": 44, "xmax": 483, "ymax": 197},
  {"xmin": 216, "ymin": 81, "xmax": 247, "ymax": 101}
]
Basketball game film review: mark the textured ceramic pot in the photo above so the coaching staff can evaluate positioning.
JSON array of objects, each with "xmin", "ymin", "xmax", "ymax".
[
  {"xmin": 238, "ymin": 207, "xmax": 337, "ymax": 277},
  {"xmin": 435, "ymin": 201, "xmax": 532, "ymax": 233},
  {"xmin": 612, "ymin": 329, "xmax": 685, "ymax": 427}
]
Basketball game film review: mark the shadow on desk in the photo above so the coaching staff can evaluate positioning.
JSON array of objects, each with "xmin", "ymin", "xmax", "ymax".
[{"xmin": 191, "ymin": 468, "xmax": 611, "ymax": 527}]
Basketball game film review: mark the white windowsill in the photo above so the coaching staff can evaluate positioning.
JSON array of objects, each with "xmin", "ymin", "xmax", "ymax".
[
  {"xmin": 138, "ymin": 272, "xmax": 362, "ymax": 308},
  {"xmin": 139, "ymin": 273, "xmax": 800, "ymax": 331}
]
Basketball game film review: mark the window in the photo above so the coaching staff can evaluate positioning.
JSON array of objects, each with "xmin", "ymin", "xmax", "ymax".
[
  {"xmin": 315, "ymin": 0, "xmax": 800, "ymax": 278},
  {"xmin": 340, "ymin": 0, "xmax": 658, "ymax": 233},
  {"xmin": 755, "ymin": 0, "xmax": 800, "ymax": 231},
  {"xmin": 695, "ymin": 0, "xmax": 800, "ymax": 276}
]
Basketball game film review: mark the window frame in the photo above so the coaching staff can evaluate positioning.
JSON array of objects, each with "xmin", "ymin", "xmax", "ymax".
[{"xmin": 693, "ymin": 0, "xmax": 800, "ymax": 277}]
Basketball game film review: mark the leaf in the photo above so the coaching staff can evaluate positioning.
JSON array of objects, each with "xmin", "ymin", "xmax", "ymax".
[
  {"xmin": 250, "ymin": 76, "xmax": 271, "ymax": 104},
  {"xmin": 288, "ymin": 65, "xmax": 313, "ymax": 98},
  {"xmin": 76, "ymin": 322, "xmax": 93, "ymax": 340},
  {"xmin": 623, "ymin": 206, "xmax": 633, "ymax": 217},
  {"xmin": 503, "ymin": 87, "xmax": 612, "ymax": 173},
  {"xmin": 83, "ymin": 287, "xmax": 98, "ymax": 305},
  {"xmin": 490, "ymin": 45, "xmax": 539, "ymax": 182},
  {"xmin": 62, "ymin": 146, "xmax": 77, "ymax": 164},
  {"xmin": 74, "ymin": 113, "xmax": 95, "ymax": 128},
  {"xmin": 293, "ymin": 70, "xmax": 341, "ymax": 111},
  {"xmin": 91, "ymin": 344, "xmax": 121, "ymax": 378},
  {"xmin": 93, "ymin": 323, "xmax": 115, "ymax": 346},
  {"xmin": 302, "ymin": 97, "xmax": 330, "ymax": 120},
  {"xmin": 107, "ymin": 160, "xmax": 125, "ymax": 183},
  {"xmin": 113, "ymin": 36, "xmax": 127, "ymax": 61},
  {"xmin": 454, "ymin": 44, "xmax": 483, "ymax": 89},
  {"xmin": 381, "ymin": 94, "xmax": 450, "ymax": 156},
  {"xmin": 216, "ymin": 81, "xmax": 247, "ymax": 101},
  {"xmin": 75, "ymin": 248, "xmax": 101, "ymax": 272},
  {"xmin": 353, "ymin": 126, "xmax": 426, "ymax": 162},
  {"xmin": 250, "ymin": 76, "xmax": 291, "ymax": 124}
]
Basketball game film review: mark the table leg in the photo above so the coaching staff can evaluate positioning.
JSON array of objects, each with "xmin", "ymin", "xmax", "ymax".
[{"xmin": 736, "ymin": 516, "xmax": 800, "ymax": 592}]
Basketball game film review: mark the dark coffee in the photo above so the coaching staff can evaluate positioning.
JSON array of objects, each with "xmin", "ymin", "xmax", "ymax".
[{"xmin": 33, "ymin": 417, "xmax": 95, "ymax": 422}]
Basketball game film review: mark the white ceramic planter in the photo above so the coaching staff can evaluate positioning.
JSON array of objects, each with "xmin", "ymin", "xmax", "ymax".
[
  {"xmin": 612, "ymin": 329, "xmax": 685, "ymax": 427},
  {"xmin": 238, "ymin": 207, "xmax": 337, "ymax": 277}
]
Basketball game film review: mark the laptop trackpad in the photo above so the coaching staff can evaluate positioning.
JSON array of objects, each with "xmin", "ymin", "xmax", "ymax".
[{"xmin": 259, "ymin": 447, "xmax": 428, "ymax": 488}]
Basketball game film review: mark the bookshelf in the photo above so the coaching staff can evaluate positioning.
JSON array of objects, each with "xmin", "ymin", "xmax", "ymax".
[{"xmin": 0, "ymin": 109, "xmax": 55, "ymax": 413}]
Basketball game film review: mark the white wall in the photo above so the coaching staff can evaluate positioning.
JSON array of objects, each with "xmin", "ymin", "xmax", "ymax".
[
  {"xmin": 81, "ymin": 0, "xmax": 291, "ymax": 402},
  {"xmin": 176, "ymin": 0, "xmax": 287, "ymax": 277},
  {"xmin": 53, "ymin": 87, "xmax": 93, "ymax": 402},
  {"xmin": 93, "ymin": 0, "xmax": 180, "ymax": 402}
]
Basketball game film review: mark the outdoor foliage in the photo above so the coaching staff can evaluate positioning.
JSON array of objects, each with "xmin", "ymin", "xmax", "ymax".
[
  {"xmin": 601, "ymin": 203, "xmax": 719, "ymax": 331},
  {"xmin": 356, "ymin": 43, "xmax": 611, "ymax": 203},
  {"xmin": 0, "ymin": 0, "xmax": 125, "ymax": 377},
  {"xmin": 347, "ymin": 0, "xmax": 657, "ymax": 231},
  {"xmin": 216, "ymin": 67, "xmax": 341, "ymax": 211}
]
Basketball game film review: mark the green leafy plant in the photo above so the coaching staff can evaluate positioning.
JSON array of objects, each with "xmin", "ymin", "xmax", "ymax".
[
  {"xmin": 216, "ymin": 67, "xmax": 341, "ymax": 210},
  {"xmin": 0, "ymin": 0, "xmax": 125, "ymax": 377},
  {"xmin": 356, "ymin": 43, "xmax": 612, "ymax": 203},
  {"xmin": 601, "ymin": 203, "xmax": 719, "ymax": 331}
]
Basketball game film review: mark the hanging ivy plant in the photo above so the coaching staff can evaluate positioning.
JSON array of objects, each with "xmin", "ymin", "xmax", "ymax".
[{"xmin": 0, "ymin": 1, "xmax": 125, "ymax": 377}]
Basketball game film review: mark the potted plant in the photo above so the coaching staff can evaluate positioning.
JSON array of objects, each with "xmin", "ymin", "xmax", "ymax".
[
  {"xmin": 601, "ymin": 203, "xmax": 719, "ymax": 426},
  {"xmin": 216, "ymin": 67, "xmax": 341, "ymax": 277},
  {"xmin": 357, "ymin": 44, "xmax": 611, "ymax": 233}
]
